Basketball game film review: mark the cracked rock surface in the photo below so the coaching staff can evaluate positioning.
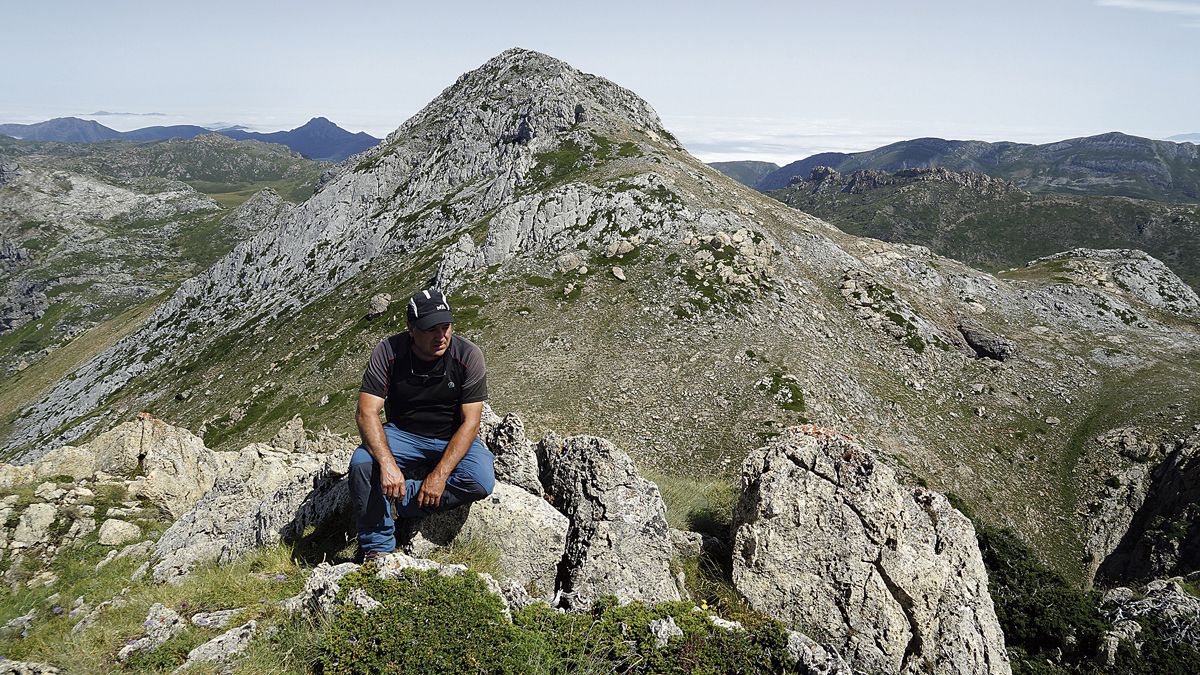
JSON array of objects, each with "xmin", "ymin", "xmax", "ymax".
[{"xmin": 732, "ymin": 425, "xmax": 1010, "ymax": 675}]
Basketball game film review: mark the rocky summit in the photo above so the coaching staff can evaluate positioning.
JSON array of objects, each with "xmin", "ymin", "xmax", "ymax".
[{"xmin": 1, "ymin": 47, "xmax": 1200, "ymax": 671}]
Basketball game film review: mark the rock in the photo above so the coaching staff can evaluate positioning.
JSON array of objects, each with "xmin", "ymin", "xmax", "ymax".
[
  {"xmin": 0, "ymin": 609, "xmax": 36, "ymax": 640},
  {"xmin": 98, "ymin": 519, "xmax": 141, "ymax": 546},
  {"xmin": 88, "ymin": 415, "xmax": 224, "ymax": 518},
  {"xmin": 786, "ymin": 631, "xmax": 854, "ymax": 675},
  {"xmin": 539, "ymin": 434, "xmax": 680, "ymax": 605},
  {"xmin": 0, "ymin": 662, "xmax": 62, "ymax": 675},
  {"xmin": 958, "ymin": 321, "xmax": 1017, "ymax": 361},
  {"xmin": 174, "ymin": 620, "xmax": 256, "ymax": 672},
  {"xmin": 118, "ymin": 603, "xmax": 184, "ymax": 661},
  {"xmin": 612, "ymin": 266, "xmax": 626, "ymax": 281},
  {"xmin": 190, "ymin": 608, "xmax": 246, "ymax": 628},
  {"xmin": 556, "ymin": 252, "xmax": 582, "ymax": 273},
  {"xmin": 479, "ymin": 410, "xmax": 542, "ymax": 496},
  {"xmin": 1097, "ymin": 432, "xmax": 1200, "ymax": 583},
  {"xmin": 281, "ymin": 562, "xmax": 359, "ymax": 615},
  {"xmin": 346, "ymin": 588, "xmax": 382, "ymax": 613},
  {"xmin": 1045, "ymin": 416, "xmax": 1061, "ymax": 426},
  {"xmin": 1101, "ymin": 578, "xmax": 1200, "ymax": 652},
  {"xmin": 732, "ymin": 426, "xmax": 1011, "ymax": 675},
  {"xmin": 402, "ymin": 481, "xmax": 567, "ymax": 597},
  {"xmin": 649, "ymin": 616, "xmax": 683, "ymax": 647},
  {"xmin": 151, "ymin": 433, "xmax": 353, "ymax": 583},
  {"xmin": 11, "ymin": 503, "xmax": 56, "ymax": 550},
  {"xmin": 1100, "ymin": 619, "xmax": 1141, "ymax": 666},
  {"xmin": 366, "ymin": 293, "xmax": 391, "ymax": 319}
]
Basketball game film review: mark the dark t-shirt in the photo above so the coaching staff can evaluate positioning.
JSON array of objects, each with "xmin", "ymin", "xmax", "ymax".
[{"xmin": 359, "ymin": 333, "xmax": 487, "ymax": 440}]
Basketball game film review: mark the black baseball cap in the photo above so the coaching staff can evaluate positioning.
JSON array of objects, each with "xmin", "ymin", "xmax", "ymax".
[{"xmin": 406, "ymin": 288, "xmax": 454, "ymax": 330}]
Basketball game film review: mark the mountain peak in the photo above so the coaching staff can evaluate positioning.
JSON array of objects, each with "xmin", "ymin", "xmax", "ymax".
[{"xmin": 388, "ymin": 48, "xmax": 672, "ymax": 149}]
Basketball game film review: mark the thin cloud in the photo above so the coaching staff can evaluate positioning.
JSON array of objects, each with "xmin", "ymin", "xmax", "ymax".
[{"xmin": 1096, "ymin": 0, "xmax": 1200, "ymax": 15}]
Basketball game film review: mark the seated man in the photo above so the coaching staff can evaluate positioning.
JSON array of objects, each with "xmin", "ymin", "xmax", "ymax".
[{"xmin": 349, "ymin": 288, "xmax": 496, "ymax": 561}]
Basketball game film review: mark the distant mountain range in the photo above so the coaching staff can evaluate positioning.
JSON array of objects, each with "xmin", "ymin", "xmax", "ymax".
[
  {"xmin": 707, "ymin": 160, "xmax": 778, "ymax": 187},
  {"xmin": 1169, "ymin": 133, "xmax": 1200, "ymax": 143},
  {"xmin": 767, "ymin": 165, "xmax": 1200, "ymax": 287},
  {"xmin": 0, "ymin": 116, "xmax": 380, "ymax": 162},
  {"xmin": 749, "ymin": 133, "xmax": 1200, "ymax": 202}
]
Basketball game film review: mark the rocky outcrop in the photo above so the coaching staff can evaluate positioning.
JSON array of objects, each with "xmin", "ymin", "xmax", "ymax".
[
  {"xmin": 1101, "ymin": 577, "xmax": 1200, "ymax": 656},
  {"xmin": 732, "ymin": 426, "xmax": 1011, "ymax": 675},
  {"xmin": 151, "ymin": 421, "xmax": 354, "ymax": 582},
  {"xmin": 958, "ymin": 320, "xmax": 1018, "ymax": 361},
  {"xmin": 539, "ymin": 434, "xmax": 680, "ymax": 606},
  {"xmin": 401, "ymin": 481, "xmax": 566, "ymax": 597},
  {"xmin": 1097, "ymin": 432, "xmax": 1200, "ymax": 583},
  {"xmin": 1030, "ymin": 249, "xmax": 1200, "ymax": 316},
  {"xmin": 86, "ymin": 414, "xmax": 225, "ymax": 518},
  {"xmin": 479, "ymin": 404, "xmax": 542, "ymax": 495}
]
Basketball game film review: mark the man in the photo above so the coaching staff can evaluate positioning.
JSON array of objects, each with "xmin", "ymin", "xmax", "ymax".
[{"xmin": 349, "ymin": 287, "xmax": 495, "ymax": 560}]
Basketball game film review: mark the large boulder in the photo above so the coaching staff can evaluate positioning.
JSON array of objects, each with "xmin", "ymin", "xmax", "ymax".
[
  {"xmin": 732, "ymin": 426, "xmax": 1011, "ymax": 675},
  {"xmin": 151, "ymin": 423, "xmax": 355, "ymax": 582},
  {"xmin": 402, "ymin": 481, "xmax": 567, "ymax": 597},
  {"xmin": 87, "ymin": 414, "xmax": 225, "ymax": 518},
  {"xmin": 538, "ymin": 434, "xmax": 679, "ymax": 605}
]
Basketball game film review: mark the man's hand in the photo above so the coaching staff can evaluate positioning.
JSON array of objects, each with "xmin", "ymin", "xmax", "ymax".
[
  {"xmin": 379, "ymin": 461, "xmax": 406, "ymax": 500},
  {"xmin": 417, "ymin": 471, "xmax": 448, "ymax": 508}
]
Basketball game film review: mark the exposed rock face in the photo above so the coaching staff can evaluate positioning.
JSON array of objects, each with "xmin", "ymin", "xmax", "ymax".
[
  {"xmin": 97, "ymin": 518, "xmax": 140, "ymax": 546},
  {"xmin": 1030, "ymin": 248, "xmax": 1200, "ymax": 316},
  {"xmin": 176, "ymin": 620, "xmax": 257, "ymax": 671},
  {"xmin": 539, "ymin": 434, "xmax": 679, "ymax": 605},
  {"xmin": 402, "ymin": 481, "xmax": 567, "ymax": 596},
  {"xmin": 86, "ymin": 414, "xmax": 224, "ymax": 518},
  {"xmin": 222, "ymin": 187, "xmax": 295, "ymax": 239},
  {"xmin": 479, "ymin": 404, "xmax": 543, "ymax": 495},
  {"xmin": 1097, "ymin": 432, "xmax": 1200, "ymax": 583},
  {"xmin": 366, "ymin": 292, "xmax": 391, "ymax": 319},
  {"xmin": 151, "ymin": 424, "xmax": 354, "ymax": 582},
  {"xmin": 118, "ymin": 603, "xmax": 184, "ymax": 661},
  {"xmin": 732, "ymin": 426, "xmax": 1011, "ymax": 675},
  {"xmin": 958, "ymin": 320, "xmax": 1018, "ymax": 361}
]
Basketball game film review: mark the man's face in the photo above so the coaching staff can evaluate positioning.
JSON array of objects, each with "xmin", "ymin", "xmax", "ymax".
[{"xmin": 409, "ymin": 322, "xmax": 453, "ymax": 361}]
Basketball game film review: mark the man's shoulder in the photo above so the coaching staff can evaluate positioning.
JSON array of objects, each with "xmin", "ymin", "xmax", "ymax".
[{"xmin": 449, "ymin": 334, "xmax": 484, "ymax": 360}]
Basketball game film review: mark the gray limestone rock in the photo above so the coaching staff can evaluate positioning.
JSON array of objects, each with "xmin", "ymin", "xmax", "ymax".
[
  {"xmin": 173, "ymin": 620, "xmax": 256, "ymax": 672},
  {"xmin": 281, "ymin": 562, "xmax": 359, "ymax": 615},
  {"xmin": 958, "ymin": 320, "xmax": 1018, "ymax": 361},
  {"xmin": 190, "ymin": 608, "xmax": 246, "ymax": 629},
  {"xmin": 11, "ymin": 503, "xmax": 56, "ymax": 551},
  {"xmin": 151, "ymin": 423, "xmax": 354, "ymax": 582},
  {"xmin": 539, "ymin": 434, "xmax": 680, "ymax": 605},
  {"xmin": 0, "ymin": 662, "xmax": 61, "ymax": 675},
  {"xmin": 649, "ymin": 616, "xmax": 683, "ymax": 647},
  {"xmin": 402, "ymin": 481, "xmax": 567, "ymax": 597},
  {"xmin": 786, "ymin": 631, "xmax": 855, "ymax": 675},
  {"xmin": 118, "ymin": 602, "xmax": 185, "ymax": 662},
  {"xmin": 480, "ymin": 410, "xmax": 542, "ymax": 495},
  {"xmin": 87, "ymin": 415, "xmax": 224, "ymax": 518},
  {"xmin": 98, "ymin": 518, "xmax": 141, "ymax": 546},
  {"xmin": 366, "ymin": 292, "xmax": 391, "ymax": 319},
  {"xmin": 1101, "ymin": 578, "xmax": 1200, "ymax": 652},
  {"xmin": 732, "ymin": 426, "xmax": 1011, "ymax": 675}
]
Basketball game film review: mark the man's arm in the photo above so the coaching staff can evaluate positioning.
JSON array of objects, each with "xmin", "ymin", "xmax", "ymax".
[
  {"xmin": 356, "ymin": 392, "xmax": 406, "ymax": 499},
  {"xmin": 415, "ymin": 401, "xmax": 484, "ymax": 508}
]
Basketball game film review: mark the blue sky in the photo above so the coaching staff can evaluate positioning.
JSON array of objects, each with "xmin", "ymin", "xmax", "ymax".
[{"xmin": 1, "ymin": 0, "xmax": 1197, "ymax": 164}]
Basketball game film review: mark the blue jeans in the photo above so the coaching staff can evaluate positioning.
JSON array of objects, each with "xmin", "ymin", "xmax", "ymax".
[{"xmin": 349, "ymin": 424, "xmax": 496, "ymax": 554}]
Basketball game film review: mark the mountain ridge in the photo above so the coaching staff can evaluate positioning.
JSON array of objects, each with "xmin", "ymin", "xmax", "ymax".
[
  {"xmin": 756, "ymin": 133, "xmax": 1200, "ymax": 202},
  {"xmin": 0, "ymin": 116, "xmax": 380, "ymax": 162}
]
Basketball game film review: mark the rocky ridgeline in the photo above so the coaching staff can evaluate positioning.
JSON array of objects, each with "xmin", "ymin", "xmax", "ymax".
[
  {"xmin": 1027, "ymin": 248, "xmax": 1200, "ymax": 317},
  {"xmin": 791, "ymin": 165, "xmax": 1018, "ymax": 196},
  {"xmin": 0, "ymin": 408, "xmax": 1034, "ymax": 672}
]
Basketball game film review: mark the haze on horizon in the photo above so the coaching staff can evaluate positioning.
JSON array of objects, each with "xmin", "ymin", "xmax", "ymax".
[{"xmin": 1, "ymin": 0, "xmax": 1197, "ymax": 165}]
